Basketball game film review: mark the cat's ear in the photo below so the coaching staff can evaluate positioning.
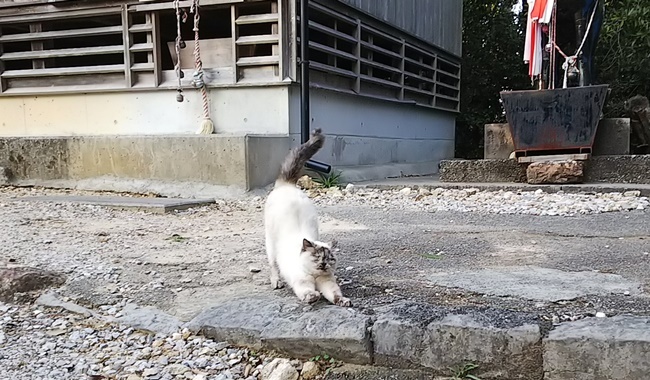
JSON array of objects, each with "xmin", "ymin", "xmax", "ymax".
[{"xmin": 302, "ymin": 238, "xmax": 315, "ymax": 251}]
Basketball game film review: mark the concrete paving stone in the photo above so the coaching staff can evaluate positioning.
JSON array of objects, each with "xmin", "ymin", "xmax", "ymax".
[
  {"xmin": 544, "ymin": 315, "xmax": 650, "ymax": 380},
  {"xmin": 185, "ymin": 296, "xmax": 373, "ymax": 364},
  {"xmin": 427, "ymin": 266, "xmax": 643, "ymax": 302},
  {"xmin": 116, "ymin": 303, "xmax": 183, "ymax": 335},
  {"xmin": 19, "ymin": 195, "xmax": 215, "ymax": 213},
  {"xmin": 261, "ymin": 304, "xmax": 373, "ymax": 365},
  {"xmin": 372, "ymin": 301, "xmax": 542, "ymax": 379},
  {"xmin": 185, "ymin": 297, "xmax": 284, "ymax": 349}
]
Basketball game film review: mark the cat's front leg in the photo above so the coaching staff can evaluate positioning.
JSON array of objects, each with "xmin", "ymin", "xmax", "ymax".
[
  {"xmin": 292, "ymin": 278, "xmax": 320, "ymax": 304},
  {"xmin": 316, "ymin": 275, "xmax": 352, "ymax": 307}
]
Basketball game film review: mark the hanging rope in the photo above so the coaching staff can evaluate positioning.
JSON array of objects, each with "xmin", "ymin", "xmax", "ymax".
[
  {"xmin": 555, "ymin": 0, "xmax": 599, "ymax": 88},
  {"xmin": 190, "ymin": 0, "xmax": 215, "ymax": 134},
  {"xmin": 173, "ymin": 0, "xmax": 184, "ymax": 102}
]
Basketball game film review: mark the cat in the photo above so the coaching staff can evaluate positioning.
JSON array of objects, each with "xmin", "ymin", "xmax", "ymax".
[{"xmin": 264, "ymin": 129, "xmax": 352, "ymax": 307}]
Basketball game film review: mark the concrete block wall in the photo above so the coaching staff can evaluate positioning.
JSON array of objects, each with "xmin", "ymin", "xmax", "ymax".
[{"xmin": 0, "ymin": 135, "xmax": 290, "ymax": 191}]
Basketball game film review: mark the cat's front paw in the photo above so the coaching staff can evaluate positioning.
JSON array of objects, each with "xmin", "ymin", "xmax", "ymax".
[
  {"xmin": 335, "ymin": 296, "xmax": 352, "ymax": 307},
  {"xmin": 301, "ymin": 290, "xmax": 321, "ymax": 304}
]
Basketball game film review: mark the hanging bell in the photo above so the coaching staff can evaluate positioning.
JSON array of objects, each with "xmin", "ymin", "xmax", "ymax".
[
  {"xmin": 545, "ymin": 43, "xmax": 552, "ymax": 53},
  {"xmin": 176, "ymin": 90, "xmax": 184, "ymax": 102},
  {"xmin": 179, "ymin": 39, "xmax": 186, "ymax": 49}
]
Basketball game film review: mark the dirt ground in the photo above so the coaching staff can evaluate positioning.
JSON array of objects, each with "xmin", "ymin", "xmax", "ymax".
[{"xmin": 1, "ymin": 185, "xmax": 649, "ymax": 327}]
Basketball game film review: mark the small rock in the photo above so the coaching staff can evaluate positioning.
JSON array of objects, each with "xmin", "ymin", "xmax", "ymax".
[
  {"xmin": 143, "ymin": 368, "xmax": 160, "ymax": 377},
  {"xmin": 166, "ymin": 364, "xmax": 189, "ymax": 375},
  {"xmin": 595, "ymin": 312, "xmax": 607, "ymax": 318},
  {"xmin": 624, "ymin": 291, "xmax": 631, "ymax": 296},
  {"xmin": 399, "ymin": 187, "xmax": 412, "ymax": 195},
  {"xmin": 300, "ymin": 361, "xmax": 320, "ymax": 379},
  {"xmin": 127, "ymin": 375, "xmax": 143, "ymax": 380},
  {"xmin": 261, "ymin": 358, "xmax": 299, "ymax": 380},
  {"xmin": 249, "ymin": 267, "xmax": 261, "ymax": 274},
  {"xmin": 344, "ymin": 183, "xmax": 355, "ymax": 193}
]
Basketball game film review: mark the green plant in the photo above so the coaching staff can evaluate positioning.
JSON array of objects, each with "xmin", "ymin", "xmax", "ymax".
[
  {"xmin": 312, "ymin": 171, "xmax": 342, "ymax": 188},
  {"xmin": 449, "ymin": 363, "xmax": 482, "ymax": 380},
  {"xmin": 309, "ymin": 353, "xmax": 341, "ymax": 377}
]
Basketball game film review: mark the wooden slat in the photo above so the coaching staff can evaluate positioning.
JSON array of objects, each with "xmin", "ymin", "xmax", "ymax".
[
  {"xmin": 121, "ymin": 5, "xmax": 133, "ymax": 88},
  {"xmin": 272, "ymin": 0, "xmax": 280, "ymax": 79},
  {"xmin": 151, "ymin": 12, "xmax": 162, "ymax": 87},
  {"xmin": 360, "ymin": 57, "xmax": 401, "ymax": 75},
  {"xmin": 236, "ymin": 55, "xmax": 279, "ymax": 66},
  {"xmin": 361, "ymin": 23, "xmax": 402, "ymax": 45},
  {"xmin": 236, "ymin": 34, "xmax": 279, "ymax": 45},
  {"xmin": 0, "ymin": 26, "xmax": 122, "ymax": 43},
  {"xmin": 309, "ymin": 20, "xmax": 356, "ymax": 44},
  {"xmin": 130, "ymin": 43, "xmax": 154, "ymax": 52},
  {"xmin": 230, "ymin": 4, "xmax": 238, "ymax": 83},
  {"xmin": 0, "ymin": 7, "xmax": 122, "ymax": 24},
  {"xmin": 132, "ymin": 63, "xmax": 154, "ymax": 72},
  {"xmin": 235, "ymin": 13, "xmax": 278, "ymax": 25},
  {"xmin": 1, "ymin": 45, "xmax": 123, "ymax": 60},
  {"xmin": 30, "ymin": 24, "xmax": 45, "ymax": 70},
  {"xmin": 132, "ymin": 0, "xmax": 242, "ymax": 12},
  {"xmin": 130, "ymin": 24, "xmax": 153, "ymax": 33},
  {"xmin": 404, "ymin": 85, "xmax": 434, "ymax": 97},
  {"xmin": 359, "ymin": 74, "xmax": 401, "ymax": 89},
  {"xmin": 0, "ymin": 28, "xmax": 6, "ymax": 92},
  {"xmin": 404, "ymin": 70, "xmax": 436, "ymax": 85},
  {"xmin": 309, "ymin": 41, "xmax": 356, "ymax": 61},
  {"xmin": 1, "ymin": 64, "xmax": 125, "ymax": 78},
  {"xmin": 360, "ymin": 41, "xmax": 401, "ymax": 59},
  {"xmin": 404, "ymin": 57, "xmax": 434, "ymax": 71},
  {"xmin": 310, "ymin": 61, "xmax": 356, "ymax": 78}
]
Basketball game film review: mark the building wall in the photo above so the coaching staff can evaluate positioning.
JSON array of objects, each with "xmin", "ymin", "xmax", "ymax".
[
  {"xmin": 288, "ymin": 86, "xmax": 456, "ymax": 181},
  {"xmin": 337, "ymin": 0, "xmax": 463, "ymax": 56},
  {"xmin": 0, "ymin": 86, "xmax": 291, "ymax": 136}
]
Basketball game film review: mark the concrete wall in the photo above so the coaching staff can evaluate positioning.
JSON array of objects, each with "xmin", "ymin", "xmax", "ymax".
[
  {"xmin": 0, "ymin": 135, "xmax": 290, "ymax": 191},
  {"xmin": 0, "ymin": 86, "xmax": 291, "ymax": 136},
  {"xmin": 288, "ymin": 87, "xmax": 456, "ymax": 181}
]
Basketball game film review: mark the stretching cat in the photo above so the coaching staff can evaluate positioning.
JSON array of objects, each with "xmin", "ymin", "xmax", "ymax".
[{"xmin": 264, "ymin": 129, "xmax": 351, "ymax": 307}]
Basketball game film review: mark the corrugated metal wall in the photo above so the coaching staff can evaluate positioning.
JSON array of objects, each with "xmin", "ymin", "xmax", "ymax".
[{"xmin": 337, "ymin": 0, "xmax": 463, "ymax": 56}]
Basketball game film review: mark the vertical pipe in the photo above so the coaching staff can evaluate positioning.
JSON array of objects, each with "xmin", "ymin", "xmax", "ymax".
[
  {"xmin": 300, "ymin": 0, "xmax": 310, "ymax": 144},
  {"xmin": 299, "ymin": 0, "xmax": 331, "ymax": 174}
]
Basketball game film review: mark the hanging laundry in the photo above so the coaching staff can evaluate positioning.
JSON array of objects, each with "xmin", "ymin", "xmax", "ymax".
[{"xmin": 523, "ymin": 0, "xmax": 555, "ymax": 78}]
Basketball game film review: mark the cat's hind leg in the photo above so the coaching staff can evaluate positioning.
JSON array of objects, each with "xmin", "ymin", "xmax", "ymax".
[
  {"xmin": 316, "ymin": 275, "xmax": 352, "ymax": 307},
  {"xmin": 265, "ymin": 234, "xmax": 283, "ymax": 289}
]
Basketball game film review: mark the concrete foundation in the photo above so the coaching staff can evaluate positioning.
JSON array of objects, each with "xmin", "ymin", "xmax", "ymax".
[
  {"xmin": 440, "ymin": 155, "xmax": 650, "ymax": 184},
  {"xmin": 0, "ymin": 135, "xmax": 290, "ymax": 191},
  {"xmin": 484, "ymin": 119, "xmax": 631, "ymax": 159}
]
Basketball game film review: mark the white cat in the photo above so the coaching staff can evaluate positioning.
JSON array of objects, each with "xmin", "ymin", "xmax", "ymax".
[{"xmin": 264, "ymin": 129, "xmax": 351, "ymax": 307}]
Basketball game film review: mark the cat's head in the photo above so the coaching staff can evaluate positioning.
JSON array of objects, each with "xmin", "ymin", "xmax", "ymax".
[{"xmin": 301, "ymin": 238, "xmax": 337, "ymax": 274}]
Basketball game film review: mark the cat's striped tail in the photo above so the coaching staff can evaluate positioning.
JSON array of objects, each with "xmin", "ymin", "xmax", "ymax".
[{"xmin": 277, "ymin": 129, "xmax": 325, "ymax": 185}]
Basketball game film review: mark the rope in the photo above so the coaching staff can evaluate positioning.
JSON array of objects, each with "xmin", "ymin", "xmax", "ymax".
[
  {"xmin": 555, "ymin": 0, "xmax": 599, "ymax": 88},
  {"xmin": 174, "ymin": 0, "xmax": 184, "ymax": 102},
  {"xmin": 190, "ymin": 0, "xmax": 214, "ymax": 134}
]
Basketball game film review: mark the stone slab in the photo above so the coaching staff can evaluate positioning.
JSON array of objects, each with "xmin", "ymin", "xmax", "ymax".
[
  {"xmin": 261, "ymin": 305, "xmax": 373, "ymax": 365},
  {"xmin": 185, "ymin": 297, "xmax": 373, "ymax": 364},
  {"xmin": 428, "ymin": 266, "xmax": 642, "ymax": 302},
  {"xmin": 19, "ymin": 195, "xmax": 215, "ymax": 213},
  {"xmin": 544, "ymin": 316, "xmax": 650, "ymax": 380},
  {"xmin": 116, "ymin": 303, "xmax": 183, "ymax": 335},
  {"xmin": 371, "ymin": 302, "xmax": 542, "ymax": 379},
  {"xmin": 526, "ymin": 160, "xmax": 584, "ymax": 184},
  {"xmin": 484, "ymin": 123, "xmax": 515, "ymax": 160}
]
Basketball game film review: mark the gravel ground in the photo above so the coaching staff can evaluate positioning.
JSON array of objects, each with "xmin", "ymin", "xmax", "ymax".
[
  {"xmin": 1, "ymin": 183, "xmax": 650, "ymax": 378},
  {"xmin": 0, "ymin": 300, "xmax": 284, "ymax": 380}
]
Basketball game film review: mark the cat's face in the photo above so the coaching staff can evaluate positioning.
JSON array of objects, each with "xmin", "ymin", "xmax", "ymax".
[{"xmin": 301, "ymin": 239, "xmax": 337, "ymax": 274}]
